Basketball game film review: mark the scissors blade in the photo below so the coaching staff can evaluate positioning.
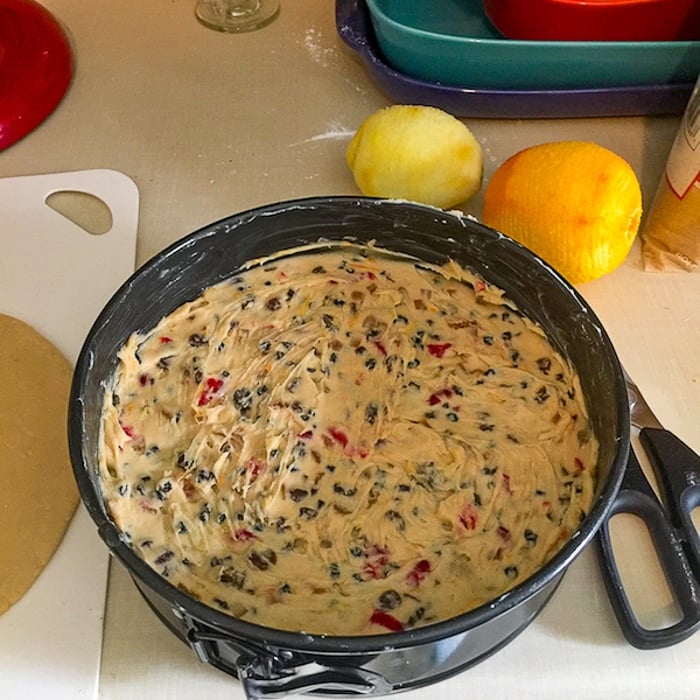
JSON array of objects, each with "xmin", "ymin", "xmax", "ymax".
[{"xmin": 624, "ymin": 368, "xmax": 664, "ymax": 430}]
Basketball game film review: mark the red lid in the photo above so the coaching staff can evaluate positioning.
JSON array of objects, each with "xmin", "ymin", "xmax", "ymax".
[{"xmin": 0, "ymin": 0, "xmax": 73, "ymax": 151}]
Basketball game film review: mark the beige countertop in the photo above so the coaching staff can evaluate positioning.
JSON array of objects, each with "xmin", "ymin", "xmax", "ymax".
[{"xmin": 3, "ymin": 1, "xmax": 699, "ymax": 698}]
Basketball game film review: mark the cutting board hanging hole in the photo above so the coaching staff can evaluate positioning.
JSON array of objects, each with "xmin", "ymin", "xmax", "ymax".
[{"xmin": 45, "ymin": 190, "xmax": 113, "ymax": 236}]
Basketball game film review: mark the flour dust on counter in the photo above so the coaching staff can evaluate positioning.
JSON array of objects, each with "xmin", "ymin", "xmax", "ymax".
[
  {"xmin": 292, "ymin": 120, "xmax": 355, "ymax": 145},
  {"xmin": 98, "ymin": 243, "xmax": 598, "ymax": 636},
  {"xmin": 301, "ymin": 26, "xmax": 338, "ymax": 69}
]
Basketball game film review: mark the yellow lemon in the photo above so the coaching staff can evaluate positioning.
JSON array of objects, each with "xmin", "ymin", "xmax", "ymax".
[
  {"xmin": 482, "ymin": 141, "xmax": 642, "ymax": 284},
  {"xmin": 346, "ymin": 105, "xmax": 483, "ymax": 209}
]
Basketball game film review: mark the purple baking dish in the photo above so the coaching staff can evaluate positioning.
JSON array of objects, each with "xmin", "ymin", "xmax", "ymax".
[{"xmin": 336, "ymin": 0, "xmax": 696, "ymax": 118}]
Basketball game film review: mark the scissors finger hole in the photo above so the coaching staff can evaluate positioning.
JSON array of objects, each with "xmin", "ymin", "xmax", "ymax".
[{"xmin": 608, "ymin": 512, "xmax": 683, "ymax": 630}]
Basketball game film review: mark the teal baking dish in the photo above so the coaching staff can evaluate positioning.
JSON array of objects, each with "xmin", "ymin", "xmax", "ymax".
[{"xmin": 366, "ymin": 0, "xmax": 700, "ymax": 90}]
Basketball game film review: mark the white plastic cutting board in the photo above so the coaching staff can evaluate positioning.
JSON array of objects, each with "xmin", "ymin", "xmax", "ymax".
[{"xmin": 0, "ymin": 170, "xmax": 139, "ymax": 699}]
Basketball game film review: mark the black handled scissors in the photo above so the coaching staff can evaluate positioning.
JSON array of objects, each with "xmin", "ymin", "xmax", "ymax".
[{"xmin": 596, "ymin": 369, "xmax": 700, "ymax": 649}]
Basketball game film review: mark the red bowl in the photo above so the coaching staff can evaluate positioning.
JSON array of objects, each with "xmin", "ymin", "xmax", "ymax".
[{"xmin": 482, "ymin": 0, "xmax": 700, "ymax": 42}]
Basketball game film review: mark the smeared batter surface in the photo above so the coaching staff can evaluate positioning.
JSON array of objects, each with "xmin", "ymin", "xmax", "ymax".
[{"xmin": 99, "ymin": 243, "xmax": 597, "ymax": 635}]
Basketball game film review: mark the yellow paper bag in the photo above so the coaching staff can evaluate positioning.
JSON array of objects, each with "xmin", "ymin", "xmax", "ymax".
[{"xmin": 642, "ymin": 76, "xmax": 700, "ymax": 271}]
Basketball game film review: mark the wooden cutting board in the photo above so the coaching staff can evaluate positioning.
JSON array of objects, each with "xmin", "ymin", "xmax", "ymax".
[{"xmin": 0, "ymin": 169, "xmax": 139, "ymax": 699}]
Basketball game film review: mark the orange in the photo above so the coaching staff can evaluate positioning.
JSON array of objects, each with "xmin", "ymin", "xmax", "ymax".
[
  {"xmin": 347, "ymin": 105, "xmax": 483, "ymax": 209},
  {"xmin": 482, "ymin": 141, "xmax": 642, "ymax": 284}
]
